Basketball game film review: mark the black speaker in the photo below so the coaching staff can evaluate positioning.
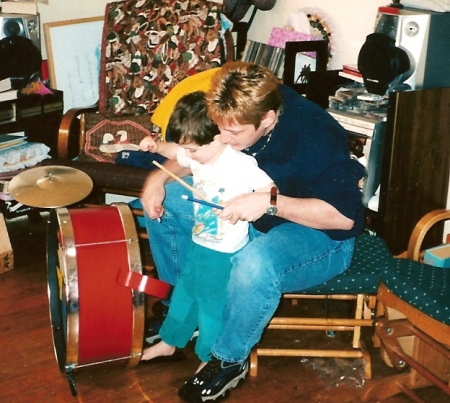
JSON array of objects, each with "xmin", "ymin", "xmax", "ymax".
[{"xmin": 0, "ymin": 13, "xmax": 40, "ymax": 50}]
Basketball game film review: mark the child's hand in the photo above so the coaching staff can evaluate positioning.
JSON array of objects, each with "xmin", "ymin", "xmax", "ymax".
[{"xmin": 140, "ymin": 136, "xmax": 158, "ymax": 153}]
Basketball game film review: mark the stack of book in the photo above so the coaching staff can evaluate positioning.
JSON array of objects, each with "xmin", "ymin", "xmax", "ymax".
[
  {"xmin": 0, "ymin": 137, "xmax": 50, "ymax": 176},
  {"xmin": 0, "ymin": 78, "xmax": 18, "ymax": 103},
  {"xmin": 0, "ymin": 134, "xmax": 50, "ymax": 217},
  {"xmin": 0, "ymin": 132, "xmax": 27, "ymax": 213},
  {"xmin": 0, "ymin": 132, "xmax": 26, "ymax": 151},
  {"xmin": 339, "ymin": 64, "xmax": 364, "ymax": 84}
]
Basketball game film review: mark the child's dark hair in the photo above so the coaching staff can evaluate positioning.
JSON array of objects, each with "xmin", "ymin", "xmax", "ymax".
[{"xmin": 167, "ymin": 91, "xmax": 219, "ymax": 146}]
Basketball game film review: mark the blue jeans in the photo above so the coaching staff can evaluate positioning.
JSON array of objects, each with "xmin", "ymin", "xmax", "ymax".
[
  {"xmin": 145, "ymin": 178, "xmax": 195, "ymax": 287},
  {"xmin": 144, "ymin": 179, "xmax": 355, "ymax": 362}
]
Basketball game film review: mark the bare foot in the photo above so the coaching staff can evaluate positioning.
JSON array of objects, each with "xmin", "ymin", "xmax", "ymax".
[
  {"xmin": 141, "ymin": 340, "xmax": 176, "ymax": 361},
  {"xmin": 195, "ymin": 361, "xmax": 207, "ymax": 373}
]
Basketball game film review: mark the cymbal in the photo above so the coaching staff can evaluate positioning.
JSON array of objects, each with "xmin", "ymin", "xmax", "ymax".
[{"xmin": 9, "ymin": 165, "xmax": 93, "ymax": 208}]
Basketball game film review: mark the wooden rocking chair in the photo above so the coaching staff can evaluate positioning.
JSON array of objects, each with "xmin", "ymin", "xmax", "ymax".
[{"xmin": 362, "ymin": 209, "xmax": 450, "ymax": 402}]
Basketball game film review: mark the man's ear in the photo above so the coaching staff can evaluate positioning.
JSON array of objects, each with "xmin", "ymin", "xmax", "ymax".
[{"xmin": 261, "ymin": 110, "xmax": 277, "ymax": 129}]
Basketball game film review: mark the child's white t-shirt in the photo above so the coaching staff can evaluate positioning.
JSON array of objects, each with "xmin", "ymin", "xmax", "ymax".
[{"xmin": 177, "ymin": 145, "xmax": 273, "ymax": 253}]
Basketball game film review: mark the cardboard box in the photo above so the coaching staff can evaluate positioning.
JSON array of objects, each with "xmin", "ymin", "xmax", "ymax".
[
  {"xmin": 0, "ymin": 213, "xmax": 13, "ymax": 274},
  {"xmin": 424, "ymin": 244, "xmax": 450, "ymax": 268}
]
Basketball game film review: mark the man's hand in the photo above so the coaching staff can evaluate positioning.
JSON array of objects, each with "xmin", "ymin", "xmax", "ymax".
[
  {"xmin": 217, "ymin": 192, "xmax": 268, "ymax": 224},
  {"xmin": 140, "ymin": 159, "xmax": 193, "ymax": 221},
  {"xmin": 141, "ymin": 172, "xmax": 166, "ymax": 220}
]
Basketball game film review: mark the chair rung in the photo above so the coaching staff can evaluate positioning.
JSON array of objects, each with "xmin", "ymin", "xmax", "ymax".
[
  {"xmin": 268, "ymin": 325, "xmax": 356, "ymax": 331},
  {"xmin": 255, "ymin": 348, "xmax": 365, "ymax": 359},
  {"xmin": 131, "ymin": 208, "xmax": 145, "ymax": 217},
  {"xmin": 142, "ymin": 264, "xmax": 155, "ymax": 273},
  {"xmin": 283, "ymin": 294, "xmax": 362, "ymax": 301},
  {"xmin": 138, "ymin": 231, "xmax": 149, "ymax": 240},
  {"xmin": 269, "ymin": 318, "xmax": 372, "ymax": 327}
]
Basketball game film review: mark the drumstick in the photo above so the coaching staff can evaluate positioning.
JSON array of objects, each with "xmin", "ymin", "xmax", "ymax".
[
  {"xmin": 182, "ymin": 195, "xmax": 224, "ymax": 210},
  {"xmin": 152, "ymin": 160, "xmax": 210, "ymax": 202}
]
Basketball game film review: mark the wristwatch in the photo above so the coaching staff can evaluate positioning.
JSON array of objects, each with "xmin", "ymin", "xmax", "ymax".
[{"xmin": 266, "ymin": 186, "xmax": 278, "ymax": 216}]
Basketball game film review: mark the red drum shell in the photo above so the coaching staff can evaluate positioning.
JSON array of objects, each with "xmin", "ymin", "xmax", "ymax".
[{"xmin": 47, "ymin": 204, "xmax": 144, "ymax": 372}]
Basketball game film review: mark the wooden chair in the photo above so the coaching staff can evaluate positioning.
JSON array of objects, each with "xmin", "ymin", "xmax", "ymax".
[
  {"xmin": 361, "ymin": 210, "xmax": 450, "ymax": 402},
  {"xmin": 250, "ymin": 233, "xmax": 392, "ymax": 379},
  {"xmin": 44, "ymin": 0, "xmax": 234, "ymax": 205}
]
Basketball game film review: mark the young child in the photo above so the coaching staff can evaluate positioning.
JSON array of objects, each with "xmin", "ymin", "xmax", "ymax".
[{"xmin": 139, "ymin": 91, "xmax": 274, "ymax": 372}]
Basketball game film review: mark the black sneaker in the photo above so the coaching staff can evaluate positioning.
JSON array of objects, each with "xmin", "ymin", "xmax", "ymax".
[{"xmin": 178, "ymin": 356, "xmax": 248, "ymax": 402}]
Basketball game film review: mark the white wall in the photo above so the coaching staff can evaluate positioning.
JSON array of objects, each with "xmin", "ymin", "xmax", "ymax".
[
  {"xmin": 37, "ymin": 0, "xmax": 387, "ymax": 66},
  {"xmin": 37, "ymin": 0, "xmax": 109, "ymax": 23},
  {"xmin": 37, "ymin": 0, "xmax": 109, "ymax": 58},
  {"xmin": 247, "ymin": 0, "xmax": 387, "ymax": 69}
]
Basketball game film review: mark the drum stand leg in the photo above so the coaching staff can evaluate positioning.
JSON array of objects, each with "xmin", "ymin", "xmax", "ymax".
[{"xmin": 66, "ymin": 366, "xmax": 78, "ymax": 397}]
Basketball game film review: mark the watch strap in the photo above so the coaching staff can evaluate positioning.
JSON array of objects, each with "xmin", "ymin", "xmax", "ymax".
[{"xmin": 270, "ymin": 186, "xmax": 278, "ymax": 206}]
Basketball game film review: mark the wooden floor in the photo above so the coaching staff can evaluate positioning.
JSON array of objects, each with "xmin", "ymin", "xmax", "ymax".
[{"xmin": 0, "ymin": 213, "xmax": 447, "ymax": 403}]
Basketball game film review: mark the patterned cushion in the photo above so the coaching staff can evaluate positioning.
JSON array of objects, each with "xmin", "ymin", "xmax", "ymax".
[
  {"xmin": 78, "ymin": 113, "xmax": 153, "ymax": 163},
  {"xmin": 300, "ymin": 233, "xmax": 391, "ymax": 295},
  {"xmin": 99, "ymin": 0, "xmax": 223, "ymax": 116},
  {"xmin": 381, "ymin": 259, "xmax": 450, "ymax": 325}
]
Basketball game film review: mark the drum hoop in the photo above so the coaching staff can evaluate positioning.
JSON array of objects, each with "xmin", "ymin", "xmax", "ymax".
[
  {"xmin": 113, "ymin": 202, "xmax": 145, "ymax": 367},
  {"xmin": 47, "ymin": 208, "xmax": 70, "ymax": 373},
  {"xmin": 55, "ymin": 207, "xmax": 80, "ymax": 367}
]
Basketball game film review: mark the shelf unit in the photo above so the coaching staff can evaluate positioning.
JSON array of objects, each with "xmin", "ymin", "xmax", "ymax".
[{"xmin": 378, "ymin": 86, "xmax": 450, "ymax": 255}]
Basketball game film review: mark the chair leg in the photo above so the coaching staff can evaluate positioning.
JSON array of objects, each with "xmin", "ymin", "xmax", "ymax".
[
  {"xmin": 360, "ymin": 338, "xmax": 372, "ymax": 380},
  {"xmin": 361, "ymin": 372, "xmax": 425, "ymax": 403},
  {"xmin": 372, "ymin": 298, "xmax": 384, "ymax": 349},
  {"xmin": 356, "ymin": 294, "xmax": 374, "ymax": 379},
  {"xmin": 250, "ymin": 349, "xmax": 259, "ymax": 377},
  {"xmin": 352, "ymin": 294, "xmax": 364, "ymax": 348},
  {"xmin": 361, "ymin": 316, "xmax": 450, "ymax": 402}
]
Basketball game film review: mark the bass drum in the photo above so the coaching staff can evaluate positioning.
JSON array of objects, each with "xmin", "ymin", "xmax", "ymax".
[{"xmin": 47, "ymin": 204, "xmax": 145, "ymax": 396}]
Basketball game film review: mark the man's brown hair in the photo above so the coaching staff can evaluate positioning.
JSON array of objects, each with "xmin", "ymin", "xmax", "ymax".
[{"xmin": 206, "ymin": 61, "xmax": 282, "ymax": 129}]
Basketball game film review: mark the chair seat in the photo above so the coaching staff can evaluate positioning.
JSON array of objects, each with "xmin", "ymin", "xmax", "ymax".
[
  {"xmin": 381, "ymin": 258, "xmax": 450, "ymax": 325},
  {"xmin": 299, "ymin": 233, "xmax": 391, "ymax": 295}
]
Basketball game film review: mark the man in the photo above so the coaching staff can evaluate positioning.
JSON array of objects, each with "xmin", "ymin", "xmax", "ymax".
[{"xmin": 142, "ymin": 61, "xmax": 365, "ymax": 402}]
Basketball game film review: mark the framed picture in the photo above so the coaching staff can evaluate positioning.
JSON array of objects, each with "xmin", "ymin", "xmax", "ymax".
[
  {"xmin": 283, "ymin": 40, "xmax": 328, "ymax": 94},
  {"xmin": 44, "ymin": 17, "xmax": 104, "ymax": 112}
]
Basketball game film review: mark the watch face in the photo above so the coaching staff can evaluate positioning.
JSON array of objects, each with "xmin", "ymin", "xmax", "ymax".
[{"xmin": 266, "ymin": 206, "xmax": 278, "ymax": 216}]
